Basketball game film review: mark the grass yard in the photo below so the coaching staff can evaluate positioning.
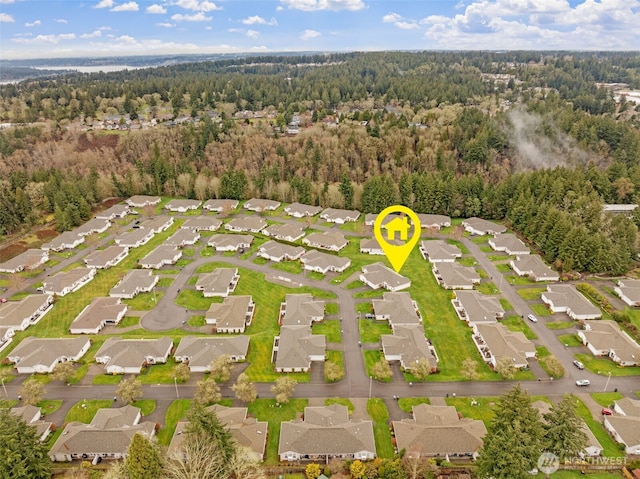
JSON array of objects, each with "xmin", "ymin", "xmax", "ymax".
[
  {"xmin": 572, "ymin": 395, "xmax": 625, "ymax": 457},
  {"xmin": 558, "ymin": 333, "xmax": 583, "ymax": 347},
  {"xmin": 346, "ymin": 280, "xmax": 364, "ymax": 289},
  {"xmin": 325, "ymin": 302, "xmax": 339, "ymax": 315},
  {"xmin": 517, "ymin": 287, "xmax": 547, "ymax": 300},
  {"xmin": 123, "ymin": 290, "xmax": 165, "ymax": 310},
  {"xmin": 530, "ymin": 303, "xmax": 551, "ymax": 316},
  {"xmin": 253, "ymin": 257, "xmax": 269, "ymax": 265},
  {"xmin": 157, "ymin": 399, "xmax": 191, "ymax": 445},
  {"xmin": 187, "ymin": 315, "xmax": 206, "ymax": 327},
  {"xmin": 118, "ymin": 316, "xmax": 140, "ymax": 329},
  {"xmin": 175, "ymin": 289, "xmax": 221, "ymax": 311},
  {"xmin": 397, "ymin": 397, "xmax": 431, "ymax": 413},
  {"xmin": 306, "ymin": 271, "xmax": 325, "ymax": 281},
  {"xmin": 575, "ymin": 353, "xmax": 640, "ymax": 377},
  {"xmin": 445, "ymin": 396, "xmax": 500, "ymax": 427},
  {"xmin": 270, "ymin": 261, "xmax": 303, "ymax": 275},
  {"xmin": 533, "ymin": 471, "xmax": 624, "ymax": 478},
  {"xmin": 92, "ymin": 374, "xmax": 122, "ymax": 385},
  {"xmin": 479, "ymin": 245, "xmax": 493, "ymax": 253},
  {"xmin": 590, "ymin": 392, "xmax": 623, "ymax": 408},
  {"xmin": 138, "ymin": 356, "xmax": 182, "ymax": 384},
  {"xmin": 502, "ymin": 315, "xmax": 538, "ymax": 340},
  {"xmin": 324, "ymin": 350, "xmax": 344, "ymax": 382},
  {"xmin": 325, "ymin": 397, "xmax": 354, "ymax": 412},
  {"xmin": 495, "ymin": 264, "xmax": 512, "ymax": 273},
  {"xmin": 458, "ymin": 257, "xmax": 478, "ymax": 267},
  {"xmin": 331, "ymin": 237, "xmax": 380, "ymax": 284},
  {"xmin": 356, "ymin": 302, "xmax": 373, "ymax": 314},
  {"xmin": 476, "ymin": 281, "xmax": 499, "ymax": 295},
  {"xmin": 39, "ymin": 399, "xmax": 63, "ymax": 416},
  {"xmin": 133, "ymin": 399, "xmax": 156, "ymax": 416},
  {"xmin": 359, "ymin": 319, "xmax": 392, "ymax": 343},
  {"xmin": 499, "ymin": 298, "xmax": 514, "ymax": 311},
  {"xmin": 65, "ymin": 399, "xmax": 114, "ymax": 423},
  {"xmin": 547, "ymin": 321, "xmax": 575, "ymax": 330},
  {"xmin": 470, "ymin": 236, "xmax": 490, "ymax": 244},
  {"xmin": 506, "ymin": 275, "xmax": 540, "ymax": 285},
  {"xmin": 312, "ymin": 320, "xmax": 342, "ymax": 343},
  {"xmin": 248, "ymin": 398, "xmax": 308, "ymax": 464},
  {"xmin": 364, "ymin": 350, "xmax": 393, "ymax": 382},
  {"xmin": 353, "ymin": 289, "xmax": 385, "ymax": 299},
  {"xmin": 157, "ymin": 277, "xmax": 174, "ymax": 287},
  {"xmin": 367, "ymin": 398, "xmax": 393, "ymax": 459}
]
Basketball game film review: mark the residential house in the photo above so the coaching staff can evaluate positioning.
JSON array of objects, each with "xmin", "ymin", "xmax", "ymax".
[
  {"xmin": 488, "ymin": 234, "xmax": 530, "ymax": 255},
  {"xmin": 164, "ymin": 199, "xmax": 201, "ymax": 212},
  {"xmin": 382, "ymin": 324, "xmax": 438, "ymax": 372},
  {"xmin": 432, "ymin": 262, "xmax": 481, "ymax": 290},
  {"xmin": 603, "ymin": 416, "xmax": 640, "ymax": 455},
  {"xmin": 416, "ymin": 214, "xmax": 452, "ymax": 230},
  {"xmin": 95, "ymin": 204, "xmax": 130, "ymax": 220},
  {"xmin": 94, "ymin": 337, "xmax": 173, "ymax": 374},
  {"xmin": 360, "ymin": 262, "xmax": 411, "ymax": 292},
  {"xmin": 139, "ymin": 245, "xmax": 182, "ymax": 269},
  {"xmin": 300, "ymin": 250, "xmax": 351, "ymax": 274},
  {"xmin": 541, "ymin": 285, "xmax": 601, "ymax": 320},
  {"xmin": 364, "ymin": 213, "xmax": 401, "ymax": 227},
  {"xmin": 169, "ymin": 405, "xmax": 267, "ymax": 460},
  {"xmin": 613, "ymin": 398, "xmax": 640, "ymax": 417},
  {"xmin": 263, "ymin": 223, "xmax": 305, "ymax": 242},
  {"xmin": 372, "ymin": 292, "xmax": 422, "ymax": 329},
  {"xmin": 302, "ymin": 231, "xmax": 348, "ymax": 252},
  {"xmin": 451, "ymin": 290, "xmax": 505, "ymax": 326},
  {"xmin": 278, "ymin": 404, "xmax": 376, "ymax": 462},
  {"xmin": 50, "ymin": 405, "xmax": 155, "ymax": 462},
  {"xmin": 510, "ymin": 255, "xmax": 560, "ymax": 282},
  {"xmin": 392, "ymin": 404, "xmax": 486, "ymax": 459},
  {"xmin": 273, "ymin": 325, "xmax": 325, "ymax": 373},
  {"xmin": 244, "ymin": 198, "xmax": 281, "ymax": 212},
  {"xmin": 225, "ymin": 216, "xmax": 267, "ymax": 233},
  {"xmin": 284, "ymin": 202, "xmax": 322, "ymax": 218},
  {"xmin": 126, "ymin": 195, "xmax": 161, "ymax": 207},
  {"xmin": 114, "ymin": 228, "xmax": 155, "ymax": 249},
  {"xmin": 472, "ymin": 322, "xmax": 536, "ymax": 369},
  {"xmin": 109, "ymin": 270, "xmax": 158, "ymax": 299},
  {"xmin": 165, "ymin": 229, "xmax": 200, "ymax": 247},
  {"xmin": 42, "ymin": 231, "xmax": 85, "ymax": 252},
  {"xmin": 614, "ymin": 279, "xmax": 640, "ymax": 307},
  {"xmin": 174, "ymin": 336, "xmax": 250, "ymax": 372},
  {"xmin": 205, "ymin": 296, "xmax": 255, "ymax": 333},
  {"xmin": 84, "ymin": 245, "xmax": 129, "ymax": 269},
  {"xmin": 462, "ymin": 217, "xmax": 507, "ymax": 236},
  {"xmin": 69, "ymin": 297, "xmax": 128, "ymax": 335},
  {"xmin": 0, "ymin": 249, "xmax": 49, "ymax": 273},
  {"xmin": 360, "ymin": 237, "xmax": 385, "ymax": 255},
  {"xmin": 577, "ymin": 320, "xmax": 640, "ymax": 367},
  {"xmin": 0, "ymin": 294, "xmax": 54, "ymax": 332},
  {"xmin": 202, "ymin": 199, "xmax": 239, "ymax": 213},
  {"xmin": 10, "ymin": 405, "xmax": 53, "ymax": 442},
  {"xmin": 43, "ymin": 267, "xmax": 96, "ymax": 297},
  {"xmin": 7, "ymin": 336, "xmax": 91, "ymax": 374},
  {"xmin": 74, "ymin": 218, "xmax": 111, "ymax": 237},
  {"xmin": 419, "ymin": 240, "xmax": 462, "ymax": 263},
  {"xmin": 319, "ymin": 208, "xmax": 360, "ymax": 224},
  {"xmin": 257, "ymin": 241, "xmax": 305, "ymax": 262},
  {"xmin": 208, "ymin": 234, "xmax": 253, "ymax": 252},
  {"xmin": 279, "ymin": 294, "xmax": 325, "ymax": 326},
  {"xmin": 0, "ymin": 326, "xmax": 14, "ymax": 353},
  {"xmin": 181, "ymin": 217, "xmax": 222, "ymax": 231},
  {"xmin": 140, "ymin": 215, "xmax": 174, "ymax": 233},
  {"xmin": 196, "ymin": 268, "xmax": 240, "ymax": 297}
]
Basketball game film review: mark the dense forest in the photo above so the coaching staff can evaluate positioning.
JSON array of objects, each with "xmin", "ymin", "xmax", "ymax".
[{"xmin": 1, "ymin": 51, "xmax": 639, "ymax": 275}]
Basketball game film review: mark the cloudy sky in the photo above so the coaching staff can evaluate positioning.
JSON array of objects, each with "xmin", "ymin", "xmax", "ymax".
[{"xmin": 1, "ymin": 0, "xmax": 638, "ymax": 59}]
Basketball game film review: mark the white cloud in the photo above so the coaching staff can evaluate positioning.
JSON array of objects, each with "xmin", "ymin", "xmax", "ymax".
[
  {"xmin": 382, "ymin": 12, "xmax": 418, "ymax": 29},
  {"xmin": 111, "ymin": 2, "xmax": 139, "ymax": 12},
  {"xmin": 228, "ymin": 28, "xmax": 243, "ymax": 33},
  {"xmin": 281, "ymin": 0, "xmax": 365, "ymax": 12},
  {"xmin": 0, "ymin": 12, "xmax": 15, "ymax": 22},
  {"xmin": 300, "ymin": 29, "xmax": 320, "ymax": 40},
  {"xmin": 117, "ymin": 34, "xmax": 137, "ymax": 43},
  {"xmin": 81, "ymin": 29, "xmax": 103, "ymax": 38},
  {"xmin": 146, "ymin": 4, "xmax": 167, "ymax": 13},
  {"xmin": 55, "ymin": 18, "xmax": 68, "ymax": 23},
  {"xmin": 246, "ymin": 29, "xmax": 260, "ymax": 38},
  {"xmin": 25, "ymin": 20, "xmax": 41, "ymax": 27},
  {"xmin": 241, "ymin": 15, "xmax": 278, "ymax": 26},
  {"xmin": 173, "ymin": 0, "xmax": 221, "ymax": 12},
  {"xmin": 157, "ymin": 22, "xmax": 175, "ymax": 27},
  {"xmin": 0, "ymin": 0, "xmax": 16, "ymax": 3},
  {"xmin": 95, "ymin": 0, "xmax": 113, "ymax": 8},
  {"xmin": 12, "ymin": 33, "xmax": 76, "ymax": 44},
  {"xmin": 171, "ymin": 12, "xmax": 212, "ymax": 21}
]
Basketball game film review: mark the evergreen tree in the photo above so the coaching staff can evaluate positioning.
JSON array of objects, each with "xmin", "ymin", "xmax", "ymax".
[
  {"xmin": 339, "ymin": 173, "xmax": 354, "ymax": 209},
  {"xmin": 125, "ymin": 433, "xmax": 164, "ymax": 479},
  {"xmin": 186, "ymin": 404, "xmax": 237, "ymax": 468},
  {"xmin": 0, "ymin": 409, "xmax": 52, "ymax": 479},
  {"xmin": 543, "ymin": 396, "xmax": 588, "ymax": 461}
]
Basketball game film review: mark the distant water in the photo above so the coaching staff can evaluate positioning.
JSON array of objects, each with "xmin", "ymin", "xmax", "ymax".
[{"xmin": 33, "ymin": 65, "xmax": 145, "ymax": 73}]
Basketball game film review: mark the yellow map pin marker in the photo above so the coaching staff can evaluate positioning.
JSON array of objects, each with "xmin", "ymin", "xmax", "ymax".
[{"xmin": 373, "ymin": 205, "xmax": 421, "ymax": 273}]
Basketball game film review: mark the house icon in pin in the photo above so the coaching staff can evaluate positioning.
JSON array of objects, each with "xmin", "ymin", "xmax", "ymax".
[{"xmin": 384, "ymin": 216, "xmax": 410, "ymax": 241}]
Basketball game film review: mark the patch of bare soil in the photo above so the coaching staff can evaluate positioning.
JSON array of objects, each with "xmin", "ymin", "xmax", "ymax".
[{"xmin": 77, "ymin": 133, "xmax": 119, "ymax": 152}]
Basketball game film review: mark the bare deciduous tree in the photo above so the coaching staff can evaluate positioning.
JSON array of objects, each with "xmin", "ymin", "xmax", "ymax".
[{"xmin": 270, "ymin": 376, "xmax": 297, "ymax": 404}]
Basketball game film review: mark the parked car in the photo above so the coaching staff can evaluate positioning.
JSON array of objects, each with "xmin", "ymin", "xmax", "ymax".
[
  {"xmin": 576, "ymin": 379, "xmax": 590, "ymax": 387},
  {"xmin": 573, "ymin": 360, "xmax": 585, "ymax": 370},
  {"xmin": 601, "ymin": 408, "xmax": 613, "ymax": 416},
  {"xmin": 364, "ymin": 313, "xmax": 375, "ymax": 319},
  {"xmin": 527, "ymin": 314, "xmax": 538, "ymax": 323},
  {"xmin": 0, "ymin": 298, "xmax": 7, "ymax": 303}
]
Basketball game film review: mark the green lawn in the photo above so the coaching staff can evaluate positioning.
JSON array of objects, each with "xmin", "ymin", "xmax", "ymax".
[
  {"xmin": 92, "ymin": 374, "xmax": 122, "ymax": 385},
  {"xmin": 495, "ymin": 264, "xmax": 512, "ymax": 273},
  {"xmin": 397, "ymin": 397, "xmax": 431, "ymax": 413},
  {"xmin": 65, "ymin": 399, "xmax": 114, "ymax": 423},
  {"xmin": 248, "ymin": 398, "xmax": 308, "ymax": 464},
  {"xmin": 324, "ymin": 350, "xmax": 344, "ymax": 382},
  {"xmin": 346, "ymin": 280, "xmax": 364, "ymax": 289},
  {"xmin": 517, "ymin": 287, "xmax": 546, "ymax": 300},
  {"xmin": 476, "ymin": 281, "xmax": 499, "ymax": 295},
  {"xmin": 353, "ymin": 289, "xmax": 385, "ymax": 299},
  {"xmin": 367, "ymin": 398, "xmax": 393, "ymax": 459},
  {"xmin": 590, "ymin": 392, "xmax": 623, "ymax": 408},
  {"xmin": 325, "ymin": 397, "xmax": 353, "ymax": 412},
  {"xmin": 558, "ymin": 334, "xmax": 583, "ymax": 347},
  {"xmin": 175, "ymin": 289, "xmax": 221, "ymax": 311},
  {"xmin": 187, "ymin": 315, "xmax": 206, "ymax": 327},
  {"xmin": 547, "ymin": 321, "xmax": 575, "ymax": 330},
  {"xmin": 331, "ymin": 237, "xmax": 381, "ymax": 284},
  {"xmin": 271, "ymin": 261, "xmax": 303, "ymax": 275},
  {"xmin": 157, "ymin": 399, "xmax": 191, "ymax": 445},
  {"xmin": 364, "ymin": 350, "xmax": 393, "ymax": 382},
  {"xmin": 138, "ymin": 356, "xmax": 184, "ymax": 384},
  {"xmin": 312, "ymin": 320, "xmax": 342, "ymax": 343},
  {"xmin": 123, "ymin": 290, "xmax": 165, "ymax": 310},
  {"xmin": 356, "ymin": 302, "xmax": 373, "ymax": 314},
  {"xmin": 253, "ymin": 257, "xmax": 269, "ymax": 265},
  {"xmin": 306, "ymin": 271, "xmax": 325, "ymax": 281},
  {"xmin": 133, "ymin": 399, "xmax": 156, "ymax": 416},
  {"xmin": 157, "ymin": 277, "xmax": 174, "ymax": 287},
  {"xmin": 479, "ymin": 245, "xmax": 493, "ymax": 253},
  {"xmin": 118, "ymin": 316, "xmax": 140, "ymax": 329},
  {"xmin": 499, "ymin": 298, "xmax": 513, "ymax": 311},
  {"xmin": 502, "ymin": 315, "xmax": 538, "ymax": 340},
  {"xmin": 39, "ymin": 399, "xmax": 63, "ymax": 416},
  {"xmin": 506, "ymin": 275, "xmax": 541, "ymax": 286},
  {"xmin": 572, "ymin": 395, "xmax": 625, "ymax": 457},
  {"xmin": 359, "ymin": 319, "xmax": 392, "ymax": 343},
  {"xmin": 531, "ymin": 303, "xmax": 551, "ymax": 316},
  {"xmin": 533, "ymin": 471, "xmax": 623, "ymax": 478},
  {"xmin": 325, "ymin": 302, "xmax": 339, "ymax": 315},
  {"xmin": 575, "ymin": 353, "xmax": 640, "ymax": 377},
  {"xmin": 458, "ymin": 257, "xmax": 479, "ymax": 267}
]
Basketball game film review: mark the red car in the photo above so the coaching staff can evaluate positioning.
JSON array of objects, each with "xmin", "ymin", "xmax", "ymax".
[
  {"xmin": 0, "ymin": 298, "xmax": 7, "ymax": 303},
  {"xmin": 601, "ymin": 408, "xmax": 613, "ymax": 416}
]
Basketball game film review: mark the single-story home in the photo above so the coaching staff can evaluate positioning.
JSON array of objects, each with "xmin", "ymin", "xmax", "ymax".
[
  {"xmin": 432, "ymin": 262, "xmax": 481, "ymax": 290},
  {"xmin": 225, "ymin": 216, "xmax": 267, "ymax": 233},
  {"xmin": 300, "ymin": 249, "xmax": 351, "ymax": 274},
  {"xmin": 69, "ymin": 297, "xmax": 128, "ymax": 334},
  {"xmin": 207, "ymin": 234, "xmax": 253, "ymax": 252},
  {"xmin": 43, "ymin": 267, "xmax": 96, "ymax": 297},
  {"xmin": 244, "ymin": 198, "xmax": 281, "ymax": 212},
  {"xmin": 114, "ymin": 228, "xmax": 155, "ymax": 248},
  {"xmin": 488, "ymin": 234, "xmax": 530, "ymax": 255},
  {"xmin": 42, "ymin": 231, "xmax": 85, "ymax": 252},
  {"xmin": 278, "ymin": 404, "xmax": 375, "ymax": 462},
  {"xmin": 302, "ymin": 231, "xmax": 348, "ymax": 252},
  {"xmin": 263, "ymin": 223, "xmax": 305, "ymax": 242},
  {"xmin": 7, "ymin": 336, "xmax": 91, "ymax": 374},
  {"xmin": 279, "ymin": 294, "xmax": 325, "ymax": 327},
  {"xmin": 603, "ymin": 416, "xmax": 640, "ymax": 455},
  {"xmin": 205, "ymin": 296, "xmax": 255, "ymax": 333},
  {"xmin": 109, "ymin": 270, "xmax": 158, "ymax": 299},
  {"xmin": 360, "ymin": 262, "xmax": 411, "ymax": 292},
  {"xmin": 181, "ymin": 217, "xmax": 222, "ymax": 231},
  {"xmin": 462, "ymin": 217, "xmax": 506, "ymax": 236},
  {"xmin": 0, "ymin": 294, "xmax": 54, "ymax": 332},
  {"xmin": 273, "ymin": 325, "xmax": 325, "ymax": 373},
  {"xmin": 0, "ymin": 249, "xmax": 49, "ymax": 273},
  {"xmin": 196, "ymin": 268, "xmax": 240, "ymax": 297},
  {"xmin": 95, "ymin": 204, "xmax": 130, "ymax": 220},
  {"xmin": 11, "ymin": 405, "xmax": 53, "ymax": 442},
  {"xmin": 257, "ymin": 241, "xmax": 305, "ymax": 262},
  {"xmin": 541, "ymin": 285, "xmax": 601, "ymax": 320},
  {"xmin": 577, "ymin": 320, "xmax": 640, "ymax": 367},
  {"xmin": 284, "ymin": 202, "xmax": 322, "ymax": 218},
  {"xmin": 174, "ymin": 336, "xmax": 250, "ymax": 372},
  {"xmin": 164, "ymin": 199, "xmax": 201, "ymax": 212},
  {"xmin": 140, "ymin": 215, "xmax": 174, "ymax": 234},
  {"xmin": 139, "ymin": 245, "xmax": 182, "ymax": 269},
  {"xmin": 510, "ymin": 255, "xmax": 560, "ymax": 282},
  {"xmin": 472, "ymin": 322, "xmax": 536, "ymax": 369},
  {"xmin": 382, "ymin": 324, "xmax": 438, "ymax": 372},
  {"xmin": 319, "ymin": 208, "xmax": 360, "ymax": 224},
  {"xmin": 126, "ymin": 195, "xmax": 161, "ymax": 207},
  {"xmin": 84, "ymin": 245, "xmax": 129, "ymax": 269},
  {"xmin": 74, "ymin": 218, "xmax": 111, "ymax": 237},
  {"xmin": 416, "ymin": 214, "xmax": 452, "ymax": 230},
  {"xmin": 372, "ymin": 292, "xmax": 422, "ymax": 329},
  {"xmin": 165, "ymin": 229, "xmax": 200, "ymax": 247},
  {"xmin": 202, "ymin": 199, "xmax": 239, "ymax": 213},
  {"xmin": 614, "ymin": 279, "xmax": 640, "ymax": 307},
  {"xmin": 451, "ymin": 290, "xmax": 505, "ymax": 326},
  {"xmin": 419, "ymin": 240, "xmax": 462, "ymax": 263},
  {"xmin": 94, "ymin": 336, "xmax": 173, "ymax": 374}
]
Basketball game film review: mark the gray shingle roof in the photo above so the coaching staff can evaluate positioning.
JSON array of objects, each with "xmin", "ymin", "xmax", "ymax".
[{"xmin": 174, "ymin": 335, "xmax": 249, "ymax": 369}]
